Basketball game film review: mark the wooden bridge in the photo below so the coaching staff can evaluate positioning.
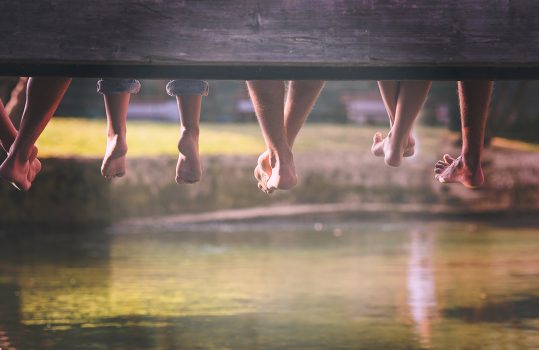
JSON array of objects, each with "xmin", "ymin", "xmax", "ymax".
[{"xmin": 0, "ymin": 0, "xmax": 538, "ymax": 80}]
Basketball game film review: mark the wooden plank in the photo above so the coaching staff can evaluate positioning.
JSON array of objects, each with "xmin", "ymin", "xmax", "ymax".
[{"xmin": 0, "ymin": 0, "xmax": 538, "ymax": 79}]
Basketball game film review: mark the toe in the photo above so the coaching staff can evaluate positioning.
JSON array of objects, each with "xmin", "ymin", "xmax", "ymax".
[{"xmin": 443, "ymin": 154, "xmax": 455, "ymax": 164}]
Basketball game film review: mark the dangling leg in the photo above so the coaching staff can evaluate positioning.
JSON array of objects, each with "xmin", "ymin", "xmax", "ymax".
[
  {"xmin": 97, "ymin": 79, "xmax": 140, "ymax": 179},
  {"xmin": 167, "ymin": 80, "xmax": 208, "ymax": 184},
  {"xmin": 247, "ymin": 80, "xmax": 297, "ymax": 191},
  {"xmin": 435, "ymin": 81, "xmax": 493, "ymax": 188},
  {"xmin": 255, "ymin": 80, "xmax": 325, "ymax": 193},
  {"xmin": 0, "ymin": 77, "xmax": 71, "ymax": 190},
  {"xmin": 383, "ymin": 81, "xmax": 431, "ymax": 167},
  {"xmin": 373, "ymin": 81, "xmax": 420, "ymax": 159},
  {"xmin": 0, "ymin": 98, "xmax": 41, "ymax": 185},
  {"xmin": 5, "ymin": 77, "xmax": 28, "ymax": 128}
]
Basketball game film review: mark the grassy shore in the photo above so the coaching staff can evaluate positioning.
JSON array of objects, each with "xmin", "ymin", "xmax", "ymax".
[
  {"xmin": 38, "ymin": 117, "xmax": 539, "ymax": 158},
  {"xmin": 37, "ymin": 118, "xmax": 452, "ymax": 158}
]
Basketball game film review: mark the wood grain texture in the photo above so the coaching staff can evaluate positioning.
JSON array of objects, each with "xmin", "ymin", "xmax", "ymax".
[{"xmin": 0, "ymin": 0, "xmax": 538, "ymax": 79}]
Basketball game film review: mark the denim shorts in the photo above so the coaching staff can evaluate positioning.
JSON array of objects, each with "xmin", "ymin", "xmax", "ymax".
[{"xmin": 97, "ymin": 79, "xmax": 209, "ymax": 96}]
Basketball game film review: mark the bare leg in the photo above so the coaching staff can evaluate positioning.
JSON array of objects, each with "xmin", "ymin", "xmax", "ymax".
[
  {"xmin": 377, "ymin": 81, "xmax": 399, "ymax": 127},
  {"xmin": 176, "ymin": 95, "xmax": 203, "ymax": 184},
  {"xmin": 255, "ymin": 80, "xmax": 324, "ymax": 193},
  {"xmin": 5, "ymin": 77, "xmax": 28, "ymax": 128},
  {"xmin": 247, "ymin": 80, "xmax": 297, "ymax": 191},
  {"xmin": 101, "ymin": 92, "xmax": 129, "ymax": 179},
  {"xmin": 374, "ymin": 81, "xmax": 399, "ymax": 156},
  {"xmin": 0, "ymin": 77, "xmax": 71, "ymax": 191},
  {"xmin": 372, "ymin": 81, "xmax": 417, "ymax": 158},
  {"xmin": 0, "ymin": 100, "xmax": 17, "ymax": 152},
  {"xmin": 371, "ymin": 81, "xmax": 431, "ymax": 166},
  {"xmin": 435, "ymin": 81, "xmax": 493, "ymax": 188},
  {"xmin": 0, "ymin": 98, "xmax": 42, "ymax": 182}
]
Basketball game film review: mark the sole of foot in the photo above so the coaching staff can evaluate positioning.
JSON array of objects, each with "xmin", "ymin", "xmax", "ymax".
[
  {"xmin": 101, "ymin": 137, "xmax": 128, "ymax": 179},
  {"xmin": 0, "ymin": 155, "xmax": 33, "ymax": 191},
  {"xmin": 372, "ymin": 132, "xmax": 415, "ymax": 165},
  {"xmin": 254, "ymin": 150, "xmax": 275, "ymax": 194},
  {"xmin": 175, "ymin": 155, "xmax": 202, "ymax": 184},
  {"xmin": 176, "ymin": 132, "xmax": 202, "ymax": 185},
  {"xmin": 266, "ymin": 151, "xmax": 298, "ymax": 191},
  {"xmin": 434, "ymin": 154, "xmax": 484, "ymax": 189}
]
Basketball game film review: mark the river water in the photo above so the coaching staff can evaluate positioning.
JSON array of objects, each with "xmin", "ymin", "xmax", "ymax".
[{"xmin": 0, "ymin": 220, "xmax": 537, "ymax": 349}]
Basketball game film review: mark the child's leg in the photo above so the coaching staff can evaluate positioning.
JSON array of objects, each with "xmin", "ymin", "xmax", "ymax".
[
  {"xmin": 383, "ymin": 80, "xmax": 431, "ymax": 167},
  {"xmin": 374, "ymin": 81, "xmax": 420, "ymax": 158},
  {"xmin": 247, "ymin": 80, "xmax": 297, "ymax": 191},
  {"xmin": 435, "ymin": 81, "xmax": 493, "ymax": 188},
  {"xmin": 166, "ymin": 80, "xmax": 208, "ymax": 184},
  {"xmin": 0, "ymin": 77, "xmax": 71, "ymax": 190},
  {"xmin": 97, "ymin": 79, "xmax": 140, "ymax": 179},
  {"xmin": 255, "ymin": 80, "xmax": 324, "ymax": 192}
]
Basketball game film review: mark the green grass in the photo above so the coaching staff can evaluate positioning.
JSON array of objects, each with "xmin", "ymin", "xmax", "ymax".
[
  {"xmin": 36, "ymin": 117, "xmax": 452, "ymax": 158},
  {"xmin": 37, "ymin": 118, "xmax": 265, "ymax": 157}
]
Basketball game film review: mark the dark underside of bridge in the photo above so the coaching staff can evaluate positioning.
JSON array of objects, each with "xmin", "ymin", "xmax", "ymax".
[{"xmin": 0, "ymin": 0, "xmax": 538, "ymax": 80}]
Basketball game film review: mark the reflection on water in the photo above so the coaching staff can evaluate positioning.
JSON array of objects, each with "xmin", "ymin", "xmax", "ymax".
[
  {"xmin": 0, "ymin": 221, "xmax": 538, "ymax": 349},
  {"xmin": 407, "ymin": 230, "xmax": 437, "ymax": 347}
]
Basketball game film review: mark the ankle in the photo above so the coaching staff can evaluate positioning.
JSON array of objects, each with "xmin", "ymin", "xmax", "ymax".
[
  {"xmin": 180, "ymin": 127, "xmax": 200, "ymax": 140},
  {"xmin": 8, "ymin": 148, "xmax": 31, "ymax": 164},
  {"xmin": 268, "ymin": 146, "xmax": 293, "ymax": 165},
  {"xmin": 107, "ymin": 132, "xmax": 126, "ymax": 143},
  {"xmin": 462, "ymin": 154, "xmax": 480, "ymax": 171}
]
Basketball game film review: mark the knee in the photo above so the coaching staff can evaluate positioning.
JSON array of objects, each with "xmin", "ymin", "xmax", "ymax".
[
  {"xmin": 166, "ymin": 80, "xmax": 209, "ymax": 97},
  {"xmin": 97, "ymin": 79, "xmax": 141, "ymax": 95}
]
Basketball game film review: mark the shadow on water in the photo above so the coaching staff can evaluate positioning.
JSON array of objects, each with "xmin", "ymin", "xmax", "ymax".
[{"xmin": 444, "ymin": 295, "xmax": 539, "ymax": 324}]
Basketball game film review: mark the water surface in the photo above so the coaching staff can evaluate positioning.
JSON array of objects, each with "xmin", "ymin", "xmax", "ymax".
[{"xmin": 0, "ymin": 221, "xmax": 538, "ymax": 349}]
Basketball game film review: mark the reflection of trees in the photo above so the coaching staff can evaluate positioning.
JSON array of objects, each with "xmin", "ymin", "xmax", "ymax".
[{"xmin": 407, "ymin": 230, "xmax": 438, "ymax": 347}]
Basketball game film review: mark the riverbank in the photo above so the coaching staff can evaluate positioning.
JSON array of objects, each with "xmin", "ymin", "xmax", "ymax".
[{"xmin": 1, "ymin": 142, "xmax": 539, "ymax": 226}]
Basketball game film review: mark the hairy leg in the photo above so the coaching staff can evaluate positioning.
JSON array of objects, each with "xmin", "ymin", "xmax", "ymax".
[
  {"xmin": 101, "ymin": 92, "xmax": 130, "ymax": 179},
  {"xmin": 176, "ymin": 94, "xmax": 203, "ymax": 184},
  {"xmin": 435, "ymin": 81, "xmax": 493, "ymax": 188},
  {"xmin": 0, "ymin": 77, "xmax": 71, "ymax": 190}
]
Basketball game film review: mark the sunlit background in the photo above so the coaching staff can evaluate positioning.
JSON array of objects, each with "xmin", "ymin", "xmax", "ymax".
[{"xmin": 0, "ymin": 79, "xmax": 538, "ymax": 349}]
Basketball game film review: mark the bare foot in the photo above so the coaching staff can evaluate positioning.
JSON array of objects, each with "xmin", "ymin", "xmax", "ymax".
[
  {"xmin": 0, "ymin": 144, "xmax": 43, "ymax": 191},
  {"xmin": 371, "ymin": 132, "xmax": 415, "ymax": 165},
  {"xmin": 254, "ymin": 150, "xmax": 274, "ymax": 194},
  {"xmin": 434, "ymin": 154, "xmax": 484, "ymax": 189},
  {"xmin": 101, "ymin": 135, "xmax": 128, "ymax": 179},
  {"xmin": 0, "ymin": 153, "xmax": 33, "ymax": 191},
  {"xmin": 176, "ymin": 130, "xmax": 202, "ymax": 184},
  {"xmin": 266, "ymin": 149, "xmax": 298, "ymax": 191},
  {"xmin": 28, "ymin": 151, "xmax": 42, "ymax": 184}
]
